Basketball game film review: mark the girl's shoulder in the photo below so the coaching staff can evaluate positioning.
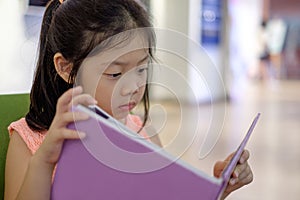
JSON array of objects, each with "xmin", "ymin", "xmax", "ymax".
[
  {"xmin": 127, "ymin": 114, "xmax": 143, "ymax": 127},
  {"xmin": 126, "ymin": 114, "xmax": 149, "ymax": 140},
  {"xmin": 8, "ymin": 118, "xmax": 46, "ymax": 154}
]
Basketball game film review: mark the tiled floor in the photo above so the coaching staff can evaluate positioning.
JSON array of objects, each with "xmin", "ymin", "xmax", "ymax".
[{"xmin": 149, "ymin": 78, "xmax": 300, "ymax": 200}]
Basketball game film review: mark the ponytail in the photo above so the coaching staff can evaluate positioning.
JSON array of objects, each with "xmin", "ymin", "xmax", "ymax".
[
  {"xmin": 26, "ymin": 0, "xmax": 70, "ymax": 131},
  {"xmin": 39, "ymin": 0, "xmax": 60, "ymax": 56}
]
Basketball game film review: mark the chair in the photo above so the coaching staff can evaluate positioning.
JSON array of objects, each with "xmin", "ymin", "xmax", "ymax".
[{"xmin": 0, "ymin": 94, "xmax": 29, "ymax": 200}]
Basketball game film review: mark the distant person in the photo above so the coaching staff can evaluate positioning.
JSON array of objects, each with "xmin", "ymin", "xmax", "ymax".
[{"xmin": 257, "ymin": 19, "xmax": 271, "ymax": 80}]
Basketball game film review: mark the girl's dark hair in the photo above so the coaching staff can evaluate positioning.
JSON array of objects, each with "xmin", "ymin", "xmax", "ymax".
[{"xmin": 26, "ymin": 0, "xmax": 155, "ymax": 132}]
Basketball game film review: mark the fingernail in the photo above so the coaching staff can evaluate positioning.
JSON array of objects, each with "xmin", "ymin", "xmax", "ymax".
[
  {"xmin": 74, "ymin": 86, "xmax": 83, "ymax": 91},
  {"xmin": 81, "ymin": 113, "xmax": 90, "ymax": 119},
  {"xmin": 230, "ymin": 179, "xmax": 236, "ymax": 185},
  {"xmin": 234, "ymin": 171, "xmax": 239, "ymax": 177},
  {"xmin": 88, "ymin": 98, "xmax": 97, "ymax": 105},
  {"xmin": 240, "ymin": 157, "xmax": 245, "ymax": 163},
  {"xmin": 78, "ymin": 132, "xmax": 86, "ymax": 139}
]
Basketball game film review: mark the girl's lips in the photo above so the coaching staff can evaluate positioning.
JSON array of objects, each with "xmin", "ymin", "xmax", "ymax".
[{"xmin": 119, "ymin": 102, "xmax": 136, "ymax": 111}]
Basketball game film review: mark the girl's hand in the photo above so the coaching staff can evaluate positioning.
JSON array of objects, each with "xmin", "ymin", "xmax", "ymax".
[
  {"xmin": 213, "ymin": 150, "xmax": 253, "ymax": 199},
  {"xmin": 33, "ymin": 86, "xmax": 97, "ymax": 166}
]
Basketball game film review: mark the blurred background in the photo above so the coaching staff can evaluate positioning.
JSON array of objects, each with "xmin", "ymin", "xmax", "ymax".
[{"xmin": 0, "ymin": 0, "xmax": 299, "ymax": 199}]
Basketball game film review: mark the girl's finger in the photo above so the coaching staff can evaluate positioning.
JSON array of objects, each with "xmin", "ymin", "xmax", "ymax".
[
  {"xmin": 241, "ymin": 171, "xmax": 253, "ymax": 184},
  {"xmin": 213, "ymin": 161, "xmax": 228, "ymax": 178},
  {"xmin": 56, "ymin": 112, "xmax": 90, "ymax": 127},
  {"xmin": 57, "ymin": 86, "xmax": 83, "ymax": 113},
  {"xmin": 59, "ymin": 129, "xmax": 86, "ymax": 140},
  {"xmin": 230, "ymin": 164, "xmax": 252, "ymax": 186},
  {"xmin": 238, "ymin": 165, "xmax": 252, "ymax": 181},
  {"xmin": 239, "ymin": 150, "xmax": 250, "ymax": 164},
  {"xmin": 69, "ymin": 93, "xmax": 97, "ymax": 109},
  {"xmin": 232, "ymin": 162, "xmax": 248, "ymax": 178}
]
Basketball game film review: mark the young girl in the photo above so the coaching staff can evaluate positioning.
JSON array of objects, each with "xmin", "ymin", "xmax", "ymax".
[{"xmin": 5, "ymin": 0, "xmax": 253, "ymax": 199}]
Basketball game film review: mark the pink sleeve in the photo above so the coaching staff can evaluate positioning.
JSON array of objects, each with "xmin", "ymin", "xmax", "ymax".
[{"xmin": 8, "ymin": 118, "xmax": 46, "ymax": 154}]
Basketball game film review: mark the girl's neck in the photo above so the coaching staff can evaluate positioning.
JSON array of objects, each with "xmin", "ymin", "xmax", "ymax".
[{"xmin": 118, "ymin": 117, "xmax": 127, "ymax": 125}]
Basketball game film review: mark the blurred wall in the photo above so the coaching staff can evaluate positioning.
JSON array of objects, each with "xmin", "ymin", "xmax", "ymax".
[
  {"xmin": 270, "ymin": 0, "xmax": 300, "ymax": 17},
  {"xmin": 150, "ymin": 0, "xmax": 227, "ymax": 103},
  {"xmin": 227, "ymin": 0, "xmax": 262, "ymax": 81},
  {"xmin": 0, "ymin": 1, "xmax": 43, "ymax": 94}
]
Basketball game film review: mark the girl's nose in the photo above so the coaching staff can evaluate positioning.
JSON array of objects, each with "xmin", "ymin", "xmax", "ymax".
[
  {"xmin": 120, "ymin": 73, "xmax": 144, "ymax": 96},
  {"xmin": 121, "ymin": 80, "xmax": 140, "ymax": 96}
]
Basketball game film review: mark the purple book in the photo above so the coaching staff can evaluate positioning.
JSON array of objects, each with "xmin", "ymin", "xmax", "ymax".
[{"xmin": 51, "ymin": 105, "xmax": 260, "ymax": 200}]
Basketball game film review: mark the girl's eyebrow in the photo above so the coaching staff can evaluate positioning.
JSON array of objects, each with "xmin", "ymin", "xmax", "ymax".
[
  {"xmin": 137, "ymin": 54, "xmax": 150, "ymax": 65},
  {"xmin": 109, "ymin": 54, "xmax": 149, "ymax": 66}
]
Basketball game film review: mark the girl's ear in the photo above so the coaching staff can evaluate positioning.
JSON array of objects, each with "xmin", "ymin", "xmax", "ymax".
[{"xmin": 53, "ymin": 53, "xmax": 73, "ymax": 82}]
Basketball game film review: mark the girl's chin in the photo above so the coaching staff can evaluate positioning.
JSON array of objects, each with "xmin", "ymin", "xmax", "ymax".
[{"xmin": 112, "ymin": 111, "xmax": 130, "ymax": 122}]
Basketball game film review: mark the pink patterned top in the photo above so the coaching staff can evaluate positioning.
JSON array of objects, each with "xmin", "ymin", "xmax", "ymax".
[{"xmin": 8, "ymin": 115, "xmax": 149, "ymax": 155}]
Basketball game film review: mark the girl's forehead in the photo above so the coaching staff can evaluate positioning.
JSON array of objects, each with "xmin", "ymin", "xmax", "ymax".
[
  {"xmin": 84, "ymin": 38, "xmax": 149, "ymax": 66},
  {"xmin": 106, "ymin": 36, "xmax": 149, "ymax": 58}
]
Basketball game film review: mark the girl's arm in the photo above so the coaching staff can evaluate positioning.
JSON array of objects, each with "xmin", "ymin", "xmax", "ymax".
[
  {"xmin": 5, "ymin": 133, "xmax": 55, "ymax": 200},
  {"xmin": 4, "ymin": 87, "xmax": 96, "ymax": 200},
  {"xmin": 5, "ymin": 132, "xmax": 35, "ymax": 200}
]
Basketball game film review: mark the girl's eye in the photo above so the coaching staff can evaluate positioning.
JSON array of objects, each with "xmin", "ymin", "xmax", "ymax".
[
  {"xmin": 137, "ymin": 67, "xmax": 148, "ymax": 74},
  {"xmin": 104, "ymin": 72, "xmax": 122, "ymax": 79}
]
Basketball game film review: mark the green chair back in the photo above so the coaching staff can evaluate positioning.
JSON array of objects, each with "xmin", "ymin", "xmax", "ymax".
[{"xmin": 0, "ymin": 94, "xmax": 29, "ymax": 200}]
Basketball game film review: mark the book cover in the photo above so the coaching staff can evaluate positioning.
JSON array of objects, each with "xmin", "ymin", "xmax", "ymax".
[{"xmin": 51, "ymin": 105, "xmax": 260, "ymax": 200}]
